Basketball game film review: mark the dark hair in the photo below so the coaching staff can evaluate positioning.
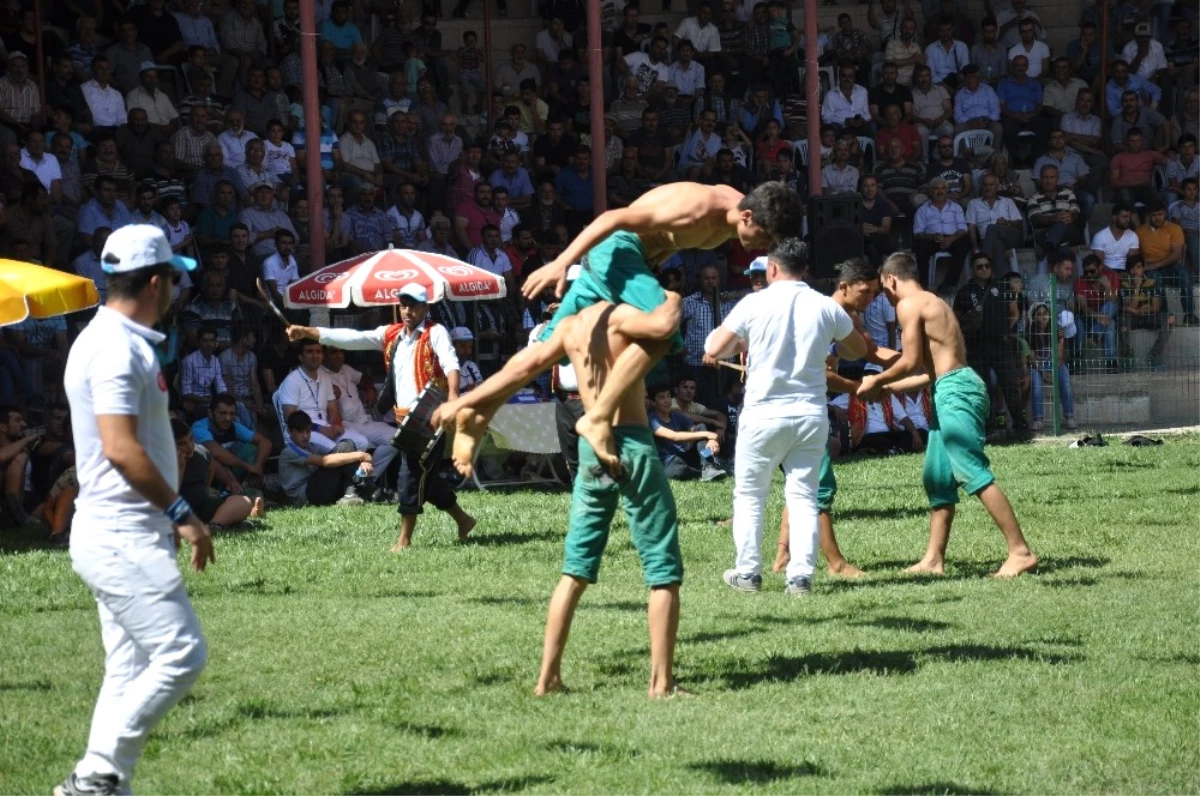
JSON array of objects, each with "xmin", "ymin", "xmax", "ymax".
[
  {"xmin": 880, "ymin": 250, "xmax": 920, "ymax": 281},
  {"xmin": 1146, "ymin": 199, "xmax": 1167, "ymax": 214},
  {"xmin": 171, "ymin": 418, "xmax": 192, "ymax": 441},
  {"xmin": 837, "ymin": 257, "xmax": 878, "ymax": 284},
  {"xmin": 519, "ymin": 77, "xmax": 538, "ymax": 92},
  {"xmin": 739, "ymin": 182, "xmax": 803, "ymax": 241},
  {"xmin": 93, "ymin": 174, "xmax": 117, "ymax": 191},
  {"xmin": 674, "ymin": 375, "xmax": 697, "ymax": 389},
  {"xmin": 275, "ymin": 228, "xmax": 296, "ymax": 245},
  {"xmin": 1179, "ymin": 133, "xmax": 1197, "ymax": 147},
  {"xmin": 1183, "ymin": 177, "xmax": 1198, "ymax": 189},
  {"xmin": 767, "ymin": 237, "xmax": 808, "ymax": 277},
  {"xmin": 1125, "ymin": 126, "xmax": 1143, "ymax": 139},
  {"xmin": 981, "ymin": 15, "xmax": 997, "ymax": 26},
  {"xmin": 198, "ymin": 325, "xmax": 218, "ymax": 341},
  {"xmin": 481, "ymin": 223, "xmax": 500, "ymax": 235},
  {"xmin": 19, "ymin": 181, "xmax": 44, "ymax": 203},
  {"xmin": 106, "ymin": 265, "xmax": 173, "ymax": 300},
  {"xmin": 286, "ymin": 410, "xmax": 312, "ymax": 431},
  {"xmin": 298, "ymin": 337, "xmax": 322, "ymax": 352},
  {"xmin": 212, "ymin": 392, "xmax": 238, "ymax": 411},
  {"xmin": 1112, "ymin": 201, "xmax": 1134, "ymax": 216},
  {"xmin": 648, "ymin": 382, "xmax": 673, "ymax": 399}
]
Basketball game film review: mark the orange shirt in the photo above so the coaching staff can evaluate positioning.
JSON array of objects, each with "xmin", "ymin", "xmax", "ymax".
[{"xmin": 1137, "ymin": 220, "xmax": 1185, "ymax": 265}]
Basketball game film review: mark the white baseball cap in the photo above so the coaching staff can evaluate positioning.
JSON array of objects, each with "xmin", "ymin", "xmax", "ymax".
[
  {"xmin": 450, "ymin": 326, "xmax": 474, "ymax": 342},
  {"xmin": 398, "ymin": 283, "xmax": 428, "ymax": 303},
  {"xmin": 101, "ymin": 224, "xmax": 197, "ymax": 274},
  {"xmin": 747, "ymin": 256, "xmax": 768, "ymax": 274}
]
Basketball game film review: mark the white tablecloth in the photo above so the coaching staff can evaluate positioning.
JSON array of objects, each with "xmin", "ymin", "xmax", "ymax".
[{"xmin": 488, "ymin": 403, "xmax": 561, "ymax": 454}]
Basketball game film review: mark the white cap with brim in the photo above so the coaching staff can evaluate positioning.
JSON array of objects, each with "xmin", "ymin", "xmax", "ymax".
[
  {"xmin": 101, "ymin": 224, "xmax": 198, "ymax": 274},
  {"xmin": 139, "ymin": 61, "xmax": 158, "ymax": 73},
  {"xmin": 747, "ymin": 256, "xmax": 768, "ymax": 274},
  {"xmin": 1059, "ymin": 309, "xmax": 1077, "ymax": 340},
  {"xmin": 450, "ymin": 326, "xmax": 474, "ymax": 341},
  {"xmin": 398, "ymin": 283, "xmax": 428, "ymax": 303}
]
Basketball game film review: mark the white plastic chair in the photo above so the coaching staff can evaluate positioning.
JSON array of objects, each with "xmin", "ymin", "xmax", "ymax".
[
  {"xmin": 929, "ymin": 252, "xmax": 952, "ymax": 288},
  {"xmin": 953, "ymin": 130, "xmax": 994, "ymax": 158},
  {"xmin": 858, "ymin": 136, "xmax": 876, "ymax": 169},
  {"xmin": 792, "ymin": 139, "xmax": 809, "ymax": 167}
]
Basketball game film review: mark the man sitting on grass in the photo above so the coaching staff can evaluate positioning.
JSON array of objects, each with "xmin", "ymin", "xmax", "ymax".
[
  {"xmin": 648, "ymin": 382, "xmax": 727, "ymax": 482},
  {"xmin": 277, "ymin": 410, "xmax": 376, "ymax": 507},
  {"xmin": 191, "ymin": 392, "xmax": 272, "ymax": 491}
]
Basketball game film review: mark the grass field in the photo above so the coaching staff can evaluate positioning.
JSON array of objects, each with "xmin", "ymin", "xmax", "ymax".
[{"xmin": 2, "ymin": 437, "xmax": 1198, "ymax": 796}]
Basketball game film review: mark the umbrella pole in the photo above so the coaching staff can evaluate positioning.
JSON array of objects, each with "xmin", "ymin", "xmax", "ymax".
[{"xmin": 300, "ymin": 0, "xmax": 326, "ymax": 276}]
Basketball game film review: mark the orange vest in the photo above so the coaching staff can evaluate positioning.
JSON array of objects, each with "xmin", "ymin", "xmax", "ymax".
[{"xmin": 382, "ymin": 322, "xmax": 448, "ymax": 420}]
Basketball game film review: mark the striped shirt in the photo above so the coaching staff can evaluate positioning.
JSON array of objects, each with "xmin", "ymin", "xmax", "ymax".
[
  {"xmin": 180, "ymin": 349, "xmax": 227, "ymax": 399},
  {"xmin": 0, "ymin": 76, "xmax": 40, "ymax": 124},
  {"xmin": 172, "ymin": 127, "xmax": 216, "ymax": 169},
  {"xmin": 1027, "ymin": 188, "xmax": 1079, "ymax": 222},
  {"xmin": 220, "ymin": 10, "xmax": 267, "ymax": 53},
  {"xmin": 681, "ymin": 291, "xmax": 735, "ymax": 365}
]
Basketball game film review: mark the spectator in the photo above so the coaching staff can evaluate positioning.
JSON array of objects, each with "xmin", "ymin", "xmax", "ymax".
[
  {"xmin": 219, "ymin": 108, "xmax": 259, "ymax": 171},
  {"xmin": 860, "ymin": 175, "xmax": 897, "ymax": 264},
  {"xmin": 338, "ymin": 110, "xmax": 383, "ymax": 197},
  {"xmin": 467, "ymin": 224, "xmax": 516, "ymax": 296},
  {"xmin": 444, "ymin": 138, "xmax": 485, "ymax": 218},
  {"xmin": 173, "ymin": 419, "xmax": 259, "ymax": 529},
  {"xmin": 546, "ymin": 50, "xmax": 586, "ymax": 114},
  {"xmin": 319, "ymin": 345, "xmax": 399, "ymax": 476},
  {"xmin": 380, "ymin": 111, "xmax": 429, "ymax": 196},
  {"xmin": 1138, "ymin": 200, "xmax": 1195, "ymax": 325},
  {"xmin": 536, "ymin": 15, "xmax": 575, "ymax": 67},
  {"xmin": 490, "ymin": 151, "xmax": 535, "ymax": 210},
  {"xmin": 236, "ymin": 67, "xmax": 286, "ymax": 138},
  {"xmin": 1061, "ymin": 89, "xmax": 1107, "ymax": 175},
  {"xmin": 320, "ymin": 1, "xmax": 363, "ymax": 57},
  {"xmin": 677, "ymin": 109, "xmax": 722, "ymax": 177},
  {"xmin": 180, "ymin": 326, "xmax": 227, "ymax": 419},
  {"xmin": 874, "ymin": 137, "xmax": 927, "ymax": 214},
  {"xmin": 1028, "ymin": 164, "xmax": 1083, "ymax": 253},
  {"xmin": 1111, "ymin": 128, "xmax": 1167, "ymax": 211},
  {"xmin": 172, "ymin": 106, "xmax": 218, "ymax": 176},
  {"xmin": 221, "ymin": 0, "xmax": 269, "ymax": 86},
  {"xmin": 971, "ymin": 17, "xmax": 1009, "ymax": 83},
  {"xmin": 914, "ymin": 177, "xmax": 970, "ymax": 291},
  {"xmin": 77, "ymin": 176, "xmax": 133, "ymax": 249},
  {"xmin": 706, "ymin": 147, "xmax": 754, "ymax": 192},
  {"xmin": 1110, "ymin": 90, "xmax": 1166, "ymax": 152},
  {"xmin": 622, "ymin": 35, "xmax": 672, "ymax": 96},
  {"xmin": 951, "ymin": 64, "xmax": 1003, "ymax": 147},
  {"xmin": 450, "ymin": 328, "xmax": 484, "ymax": 392},
  {"xmin": 1044, "ymin": 58, "xmax": 1089, "ymax": 125},
  {"xmin": 0, "ymin": 406, "xmax": 42, "ymax": 527},
  {"xmin": 106, "ymin": 20, "xmax": 154, "ymax": 95},
  {"xmin": 831, "ymin": 13, "xmax": 874, "ymax": 78},
  {"xmin": 1120, "ymin": 22, "xmax": 1168, "ymax": 81},
  {"xmin": 491, "ymin": 186, "xmax": 521, "ymax": 242},
  {"xmin": 455, "ymin": 180, "xmax": 499, "ymax": 252},
  {"xmin": 996, "ymin": 0, "xmax": 1045, "ymax": 48},
  {"xmin": 504, "ymin": 225, "xmax": 538, "ymax": 278},
  {"xmin": 821, "ymin": 139, "xmax": 860, "ymax": 195},
  {"xmin": 9, "ymin": 182, "xmax": 57, "ymax": 266},
  {"xmin": 175, "ymin": 0, "xmax": 238, "ymax": 97},
  {"xmin": 1007, "ymin": 19, "xmax": 1050, "ymax": 79},
  {"xmin": 262, "ymin": 229, "xmax": 300, "ymax": 302},
  {"xmin": 82, "ymin": 57, "xmax": 127, "ymax": 135},
  {"xmin": 967, "ymin": 173, "xmax": 1025, "ymax": 270},
  {"xmin": 821, "ymin": 64, "xmax": 871, "ymax": 138},
  {"xmin": 419, "ymin": 215, "xmax": 459, "ymax": 257},
  {"xmin": 869, "ymin": 62, "xmax": 915, "ymax": 129},
  {"xmin": 495, "ymin": 43, "xmax": 541, "ymax": 99},
  {"xmin": 875, "ymin": 102, "xmax": 923, "ymax": 163},
  {"xmin": 1073, "ymin": 253, "xmax": 1121, "ymax": 368},
  {"xmin": 179, "ymin": 72, "xmax": 227, "ymax": 136},
  {"xmin": 884, "ymin": 16, "xmax": 923, "ymax": 86},
  {"xmin": 1169, "ymin": 178, "xmax": 1199, "ymax": 268},
  {"xmin": 387, "ymin": 182, "xmax": 428, "ymax": 247},
  {"xmin": 142, "ymin": 141, "xmax": 188, "ymax": 208},
  {"xmin": 190, "ymin": 392, "xmax": 271, "ymax": 483},
  {"xmin": 241, "ymin": 182, "xmax": 296, "ymax": 257},
  {"xmin": 672, "ymin": 375, "xmax": 728, "ymax": 443},
  {"xmin": 183, "ymin": 266, "xmax": 239, "ymax": 349},
  {"xmin": 911, "ymin": 66, "xmax": 954, "ymax": 146},
  {"xmin": 278, "ymin": 410, "xmax": 374, "ymax": 507},
  {"xmin": 1066, "ymin": 22, "xmax": 1110, "ymax": 85},
  {"xmin": 126, "ymin": 63, "xmax": 179, "ymax": 137},
  {"xmin": 1033, "ymin": 129, "xmax": 1096, "ymax": 225},
  {"xmin": 1025, "ymin": 302, "xmax": 1076, "ymax": 430},
  {"xmin": 1166, "ymin": 134, "xmax": 1199, "ymax": 204},
  {"xmin": 555, "ymin": 146, "xmax": 595, "ymax": 231},
  {"xmin": 520, "ymin": 180, "xmax": 568, "ymax": 233},
  {"xmin": 681, "ymin": 264, "xmax": 736, "ymax": 407},
  {"xmin": 648, "ymin": 382, "xmax": 726, "ymax": 481},
  {"xmin": 996, "ymin": 55, "xmax": 1049, "ymax": 165},
  {"xmin": 195, "ymin": 180, "xmax": 240, "ymax": 250},
  {"xmin": 1120, "ymin": 252, "xmax": 1175, "ymax": 372},
  {"xmin": 925, "ymin": 16, "xmax": 969, "ymax": 88},
  {"xmin": 20, "ymin": 131, "xmax": 62, "ymax": 204},
  {"xmin": 926, "ymin": 135, "xmax": 974, "ymax": 204},
  {"xmin": 1104, "ymin": 60, "xmax": 1161, "ymax": 116},
  {"xmin": 219, "ymin": 326, "xmax": 265, "ymax": 429}
]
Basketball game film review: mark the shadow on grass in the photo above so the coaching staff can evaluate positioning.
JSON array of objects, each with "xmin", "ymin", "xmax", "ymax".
[
  {"xmin": 0, "ymin": 524, "xmax": 64, "ymax": 554},
  {"xmin": 392, "ymin": 721, "xmax": 460, "ymax": 739},
  {"xmin": 1167, "ymin": 485, "xmax": 1199, "ymax": 496},
  {"xmin": 690, "ymin": 759, "xmax": 829, "ymax": 783},
  {"xmin": 470, "ymin": 529, "xmax": 563, "ymax": 546},
  {"xmin": 546, "ymin": 740, "xmax": 641, "ymax": 761},
  {"xmin": 0, "ymin": 679, "xmax": 52, "ymax": 691},
  {"xmin": 1137, "ymin": 653, "xmax": 1200, "ymax": 666},
  {"xmin": 717, "ymin": 644, "xmax": 1079, "ymax": 688},
  {"xmin": 682, "ymin": 626, "xmax": 762, "ymax": 645},
  {"xmin": 467, "ymin": 596, "xmax": 543, "ymax": 607},
  {"xmin": 823, "ymin": 555, "xmax": 1114, "ymax": 591},
  {"xmin": 237, "ymin": 700, "xmax": 354, "ymax": 721},
  {"xmin": 593, "ymin": 600, "xmax": 646, "ymax": 613},
  {"xmin": 851, "ymin": 616, "xmax": 956, "ymax": 632},
  {"xmin": 348, "ymin": 775, "xmax": 555, "ymax": 795},
  {"xmin": 838, "ymin": 506, "xmax": 929, "ymax": 522},
  {"xmin": 878, "ymin": 781, "xmax": 1003, "ymax": 795}
]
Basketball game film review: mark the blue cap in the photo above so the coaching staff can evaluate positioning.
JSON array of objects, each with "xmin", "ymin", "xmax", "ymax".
[{"xmin": 747, "ymin": 256, "xmax": 768, "ymax": 274}]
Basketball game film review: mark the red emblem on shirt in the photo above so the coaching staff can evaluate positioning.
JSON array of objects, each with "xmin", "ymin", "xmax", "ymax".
[{"xmin": 157, "ymin": 371, "xmax": 168, "ymax": 392}]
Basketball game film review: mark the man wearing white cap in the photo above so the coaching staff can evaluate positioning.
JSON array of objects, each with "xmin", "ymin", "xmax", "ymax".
[
  {"xmin": 58, "ymin": 225, "xmax": 214, "ymax": 796},
  {"xmin": 288, "ymin": 284, "xmax": 477, "ymax": 551},
  {"xmin": 450, "ymin": 327, "xmax": 484, "ymax": 392},
  {"xmin": 125, "ymin": 62, "xmax": 180, "ymax": 136}
]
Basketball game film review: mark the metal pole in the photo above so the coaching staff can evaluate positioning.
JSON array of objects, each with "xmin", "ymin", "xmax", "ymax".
[
  {"xmin": 804, "ymin": 0, "xmax": 821, "ymax": 200},
  {"xmin": 1099, "ymin": 0, "xmax": 1110, "ymax": 123},
  {"xmin": 32, "ymin": 0, "xmax": 46, "ymax": 110},
  {"xmin": 588, "ymin": 0, "xmax": 607, "ymax": 213},
  {"xmin": 300, "ymin": 0, "xmax": 325, "ymax": 275},
  {"xmin": 483, "ymin": 0, "xmax": 494, "ymax": 131},
  {"xmin": 1050, "ymin": 279, "xmax": 1061, "ymax": 436}
]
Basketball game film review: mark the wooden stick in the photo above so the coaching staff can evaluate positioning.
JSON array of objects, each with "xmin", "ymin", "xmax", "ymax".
[
  {"xmin": 717, "ymin": 360, "xmax": 747, "ymax": 373},
  {"xmin": 256, "ymin": 279, "xmax": 291, "ymax": 327}
]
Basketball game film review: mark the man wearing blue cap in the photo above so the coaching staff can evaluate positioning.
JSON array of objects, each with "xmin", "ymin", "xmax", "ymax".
[{"xmin": 58, "ymin": 225, "xmax": 214, "ymax": 796}]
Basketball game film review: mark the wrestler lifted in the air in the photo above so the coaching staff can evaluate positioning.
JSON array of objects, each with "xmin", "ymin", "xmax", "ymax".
[{"xmin": 431, "ymin": 182, "xmax": 803, "ymax": 478}]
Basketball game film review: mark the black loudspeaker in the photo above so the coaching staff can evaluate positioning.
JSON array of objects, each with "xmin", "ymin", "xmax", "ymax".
[{"xmin": 808, "ymin": 195, "xmax": 864, "ymax": 279}]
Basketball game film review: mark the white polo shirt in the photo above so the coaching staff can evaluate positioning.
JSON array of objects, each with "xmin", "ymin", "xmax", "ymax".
[
  {"xmin": 64, "ymin": 306, "xmax": 175, "ymax": 535},
  {"xmin": 717, "ymin": 280, "xmax": 854, "ymax": 418},
  {"xmin": 278, "ymin": 367, "xmax": 336, "ymax": 426},
  {"xmin": 1091, "ymin": 226, "xmax": 1139, "ymax": 271},
  {"xmin": 263, "ymin": 252, "xmax": 300, "ymax": 289},
  {"xmin": 321, "ymin": 363, "xmax": 369, "ymax": 424},
  {"xmin": 319, "ymin": 322, "xmax": 460, "ymax": 409},
  {"xmin": 19, "ymin": 149, "xmax": 61, "ymax": 191}
]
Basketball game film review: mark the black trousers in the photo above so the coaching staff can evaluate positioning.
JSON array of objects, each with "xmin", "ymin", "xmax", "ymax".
[
  {"xmin": 968, "ymin": 335, "xmax": 1027, "ymax": 430},
  {"xmin": 306, "ymin": 463, "xmax": 359, "ymax": 506},
  {"xmin": 397, "ymin": 433, "xmax": 457, "ymax": 515},
  {"xmin": 914, "ymin": 237, "xmax": 971, "ymax": 292},
  {"xmin": 854, "ymin": 430, "xmax": 915, "ymax": 454},
  {"xmin": 555, "ymin": 395, "xmax": 585, "ymax": 481}
]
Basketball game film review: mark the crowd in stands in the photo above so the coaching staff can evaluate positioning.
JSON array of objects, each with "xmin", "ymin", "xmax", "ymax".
[{"xmin": 0, "ymin": 0, "xmax": 1195, "ymax": 532}]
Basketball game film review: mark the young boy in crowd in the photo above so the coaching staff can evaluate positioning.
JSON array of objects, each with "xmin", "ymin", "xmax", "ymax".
[{"xmin": 278, "ymin": 410, "xmax": 375, "ymax": 507}]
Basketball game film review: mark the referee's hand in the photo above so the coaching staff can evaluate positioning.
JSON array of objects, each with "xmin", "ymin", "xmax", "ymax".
[{"xmin": 177, "ymin": 516, "xmax": 216, "ymax": 572}]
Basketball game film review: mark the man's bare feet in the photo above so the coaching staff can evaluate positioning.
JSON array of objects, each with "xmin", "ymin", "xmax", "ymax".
[
  {"xmin": 649, "ymin": 685, "xmax": 694, "ymax": 699},
  {"xmin": 716, "ymin": 517, "xmax": 732, "ymax": 527},
  {"xmin": 390, "ymin": 542, "xmax": 411, "ymax": 553},
  {"xmin": 457, "ymin": 515, "xmax": 477, "ymax": 542},
  {"xmin": 993, "ymin": 551, "xmax": 1038, "ymax": 578},
  {"xmin": 771, "ymin": 545, "xmax": 790, "ymax": 573},
  {"xmin": 905, "ymin": 558, "xmax": 945, "ymax": 575},
  {"xmin": 451, "ymin": 408, "xmax": 489, "ymax": 477},
  {"xmin": 575, "ymin": 413, "xmax": 624, "ymax": 478},
  {"xmin": 250, "ymin": 497, "xmax": 266, "ymax": 518},
  {"xmin": 828, "ymin": 561, "xmax": 865, "ymax": 578},
  {"xmin": 534, "ymin": 675, "xmax": 567, "ymax": 696}
]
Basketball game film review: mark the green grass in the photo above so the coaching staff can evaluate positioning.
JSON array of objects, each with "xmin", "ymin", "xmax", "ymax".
[{"xmin": 2, "ymin": 438, "xmax": 1198, "ymax": 795}]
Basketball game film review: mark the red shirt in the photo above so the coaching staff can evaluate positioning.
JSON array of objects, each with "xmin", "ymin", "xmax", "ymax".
[
  {"xmin": 1073, "ymin": 270, "xmax": 1120, "ymax": 311},
  {"xmin": 756, "ymin": 138, "xmax": 791, "ymax": 170},
  {"xmin": 455, "ymin": 201, "xmax": 500, "ymax": 248},
  {"xmin": 503, "ymin": 243, "xmax": 534, "ymax": 277},
  {"xmin": 1111, "ymin": 149, "xmax": 1166, "ymax": 188},
  {"xmin": 876, "ymin": 124, "xmax": 924, "ymax": 162}
]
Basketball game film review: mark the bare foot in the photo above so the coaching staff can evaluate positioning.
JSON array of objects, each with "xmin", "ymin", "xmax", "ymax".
[
  {"xmin": 575, "ymin": 413, "xmax": 623, "ymax": 478},
  {"xmin": 771, "ymin": 546, "xmax": 790, "ymax": 573},
  {"xmin": 534, "ymin": 675, "xmax": 567, "ymax": 696},
  {"xmin": 905, "ymin": 558, "xmax": 945, "ymax": 576},
  {"xmin": 828, "ymin": 561, "xmax": 865, "ymax": 578},
  {"xmin": 250, "ymin": 497, "xmax": 266, "ymax": 518},
  {"xmin": 649, "ymin": 685, "xmax": 694, "ymax": 699},
  {"xmin": 391, "ymin": 536, "xmax": 412, "ymax": 552},
  {"xmin": 457, "ymin": 515, "xmax": 477, "ymax": 543},
  {"xmin": 716, "ymin": 517, "xmax": 732, "ymax": 527},
  {"xmin": 451, "ymin": 408, "xmax": 489, "ymax": 477},
  {"xmin": 993, "ymin": 551, "xmax": 1038, "ymax": 578}
]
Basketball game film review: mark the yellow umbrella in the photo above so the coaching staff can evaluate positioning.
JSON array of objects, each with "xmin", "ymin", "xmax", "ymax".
[{"xmin": 0, "ymin": 259, "xmax": 100, "ymax": 327}]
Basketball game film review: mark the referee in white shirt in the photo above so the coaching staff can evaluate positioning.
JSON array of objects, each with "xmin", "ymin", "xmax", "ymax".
[
  {"xmin": 705, "ymin": 239, "xmax": 867, "ymax": 595},
  {"xmin": 59, "ymin": 224, "xmax": 213, "ymax": 796}
]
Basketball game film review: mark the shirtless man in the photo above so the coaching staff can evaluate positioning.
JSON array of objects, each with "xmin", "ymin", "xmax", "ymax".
[
  {"xmin": 771, "ymin": 258, "xmax": 902, "ymax": 579},
  {"xmin": 858, "ymin": 251, "xmax": 1038, "ymax": 578},
  {"xmin": 535, "ymin": 294, "xmax": 686, "ymax": 699},
  {"xmin": 432, "ymin": 182, "xmax": 803, "ymax": 478}
]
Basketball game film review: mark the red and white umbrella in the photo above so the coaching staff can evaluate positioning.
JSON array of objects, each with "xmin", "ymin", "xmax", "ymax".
[{"xmin": 284, "ymin": 248, "xmax": 507, "ymax": 309}]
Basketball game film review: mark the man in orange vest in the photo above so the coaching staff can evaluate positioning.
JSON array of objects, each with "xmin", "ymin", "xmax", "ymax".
[{"xmin": 288, "ymin": 284, "xmax": 477, "ymax": 551}]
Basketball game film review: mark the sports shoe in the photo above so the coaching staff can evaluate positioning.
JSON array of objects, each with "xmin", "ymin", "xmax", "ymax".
[
  {"xmin": 785, "ymin": 576, "xmax": 812, "ymax": 596},
  {"xmin": 336, "ymin": 486, "xmax": 365, "ymax": 506},
  {"xmin": 54, "ymin": 773, "xmax": 122, "ymax": 796},
  {"xmin": 723, "ymin": 569, "xmax": 761, "ymax": 592},
  {"xmin": 700, "ymin": 463, "xmax": 727, "ymax": 482},
  {"xmin": 369, "ymin": 486, "xmax": 398, "ymax": 504}
]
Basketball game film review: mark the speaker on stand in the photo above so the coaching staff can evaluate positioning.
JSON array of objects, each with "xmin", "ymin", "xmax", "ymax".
[{"xmin": 807, "ymin": 195, "xmax": 864, "ymax": 280}]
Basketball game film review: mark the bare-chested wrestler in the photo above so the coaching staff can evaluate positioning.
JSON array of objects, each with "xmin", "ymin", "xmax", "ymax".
[
  {"xmin": 535, "ymin": 294, "xmax": 687, "ymax": 699},
  {"xmin": 431, "ymin": 182, "xmax": 803, "ymax": 478},
  {"xmin": 858, "ymin": 251, "xmax": 1038, "ymax": 578}
]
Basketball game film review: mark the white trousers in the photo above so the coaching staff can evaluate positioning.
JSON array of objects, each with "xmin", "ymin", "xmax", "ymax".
[
  {"xmin": 731, "ymin": 412, "xmax": 826, "ymax": 582},
  {"xmin": 69, "ymin": 527, "xmax": 207, "ymax": 788},
  {"xmin": 309, "ymin": 422, "xmax": 398, "ymax": 482}
]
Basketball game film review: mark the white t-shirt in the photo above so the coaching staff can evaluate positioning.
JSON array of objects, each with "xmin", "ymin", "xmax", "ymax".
[
  {"xmin": 717, "ymin": 280, "xmax": 854, "ymax": 418},
  {"xmin": 901, "ymin": 393, "xmax": 929, "ymax": 430},
  {"xmin": 1007, "ymin": 41, "xmax": 1051, "ymax": 77},
  {"xmin": 64, "ymin": 306, "xmax": 175, "ymax": 535},
  {"xmin": 387, "ymin": 206, "xmax": 427, "ymax": 247},
  {"xmin": 321, "ymin": 363, "xmax": 368, "ymax": 424},
  {"xmin": 263, "ymin": 252, "xmax": 300, "ymax": 288},
  {"xmin": 164, "ymin": 219, "xmax": 191, "ymax": 250},
  {"xmin": 864, "ymin": 394, "xmax": 907, "ymax": 434},
  {"xmin": 264, "ymin": 139, "xmax": 296, "ymax": 177},
  {"xmin": 623, "ymin": 52, "xmax": 671, "ymax": 93},
  {"xmin": 1090, "ymin": 226, "xmax": 1139, "ymax": 271},
  {"xmin": 278, "ymin": 367, "xmax": 336, "ymax": 427},
  {"xmin": 19, "ymin": 149, "xmax": 62, "ymax": 191},
  {"xmin": 1120, "ymin": 39, "xmax": 1168, "ymax": 79}
]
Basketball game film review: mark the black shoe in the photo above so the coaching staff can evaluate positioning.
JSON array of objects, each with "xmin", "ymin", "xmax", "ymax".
[
  {"xmin": 371, "ymin": 486, "xmax": 398, "ymax": 504},
  {"xmin": 54, "ymin": 774, "xmax": 122, "ymax": 796}
]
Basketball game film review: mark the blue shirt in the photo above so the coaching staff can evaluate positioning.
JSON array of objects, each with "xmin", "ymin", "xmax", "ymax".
[
  {"xmin": 76, "ymin": 198, "xmax": 134, "ymax": 237},
  {"xmin": 488, "ymin": 167, "xmax": 535, "ymax": 199},
  {"xmin": 319, "ymin": 19, "xmax": 363, "ymax": 49},
  {"xmin": 191, "ymin": 417, "xmax": 255, "ymax": 446},
  {"xmin": 650, "ymin": 410, "xmax": 698, "ymax": 460},
  {"xmin": 996, "ymin": 77, "xmax": 1043, "ymax": 115},
  {"xmin": 953, "ymin": 84, "xmax": 1000, "ymax": 124},
  {"xmin": 292, "ymin": 127, "xmax": 339, "ymax": 171},
  {"xmin": 555, "ymin": 167, "xmax": 594, "ymax": 211},
  {"xmin": 1105, "ymin": 74, "xmax": 1161, "ymax": 111}
]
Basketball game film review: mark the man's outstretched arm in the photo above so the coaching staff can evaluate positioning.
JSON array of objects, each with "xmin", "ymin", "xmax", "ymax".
[
  {"xmin": 859, "ymin": 300, "xmax": 924, "ymax": 398},
  {"xmin": 288, "ymin": 324, "xmax": 387, "ymax": 351}
]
